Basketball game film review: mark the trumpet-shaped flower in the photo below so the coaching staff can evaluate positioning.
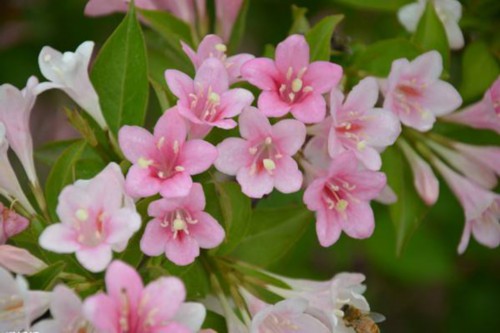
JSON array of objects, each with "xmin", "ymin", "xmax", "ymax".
[
  {"xmin": 140, "ymin": 183, "xmax": 225, "ymax": 266},
  {"xmin": 32, "ymin": 285, "xmax": 95, "ymax": 333},
  {"xmin": 215, "ymin": 107, "xmax": 306, "ymax": 198},
  {"xmin": 119, "ymin": 109, "xmax": 218, "ymax": 198},
  {"xmin": 398, "ymin": 0, "xmax": 464, "ymax": 50},
  {"xmin": 83, "ymin": 260, "xmax": 206, "ymax": 333},
  {"xmin": 0, "ymin": 266, "xmax": 50, "ymax": 332},
  {"xmin": 0, "ymin": 245, "xmax": 46, "ymax": 276},
  {"xmin": 434, "ymin": 159, "xmax": 500, "ymax": 254},
  {"xmin": 0, "ymin": 124, "xmax": 35, "ymax": 215},
  {"xmin": 0, "ymin": 203, "xmax": 29, "ymax": 244},
  {"xmin": 0, "ymin": 76, "xmax": 39, "ymax": 184},
  {"xmin": 166, "ymin": 58, "xmax": 254, "ymax": 138},
  {"xmin": 382, "ymin": 51, "xmax": 462, "ymax": 131},
  {"xmin": 443, "ymin": 77, "xmax": 500, "ymax": 134},
  {"xmin": 241, "ymin": 34, "xmax": 342, "ymax": 123},
  {"xmin": 181, "ymin": 34, "xmax": 254, "ymax": 84},
  {"xmin": 37, "ymin": 41, "xmax": 107, "ymax": 129},
  {"xmin": 303, "ymin": 152, "xmax": 386, "ymax": 246},
  {"xmin": 215, "ymin": 0, "xmax": 244, "ymax": 42},
  {"xmin": 39, "ymin": 163, "xmax": 141, "ymax": 272},
  {"xmin": 327, "ymin": 77, "xmax": 401, "ymax": 170}
]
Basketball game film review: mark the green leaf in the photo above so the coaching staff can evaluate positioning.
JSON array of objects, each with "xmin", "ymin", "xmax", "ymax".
[
  {"xmin": 412, "ymin": 1, "xmax": 449, "ymax": 69},
  {"xmin": 305, "ymin": 15, "xmax": 344, "ymax": 61},
  {"xmin": 35, "ymin": 139, "xmax": 79, "ymax": 166},
  {"xmin": 382, "ymin": 146, "xmax": 429, "ymax": 255},
  {"xmin": 331, "ymin": 0, "xmax": 412, "ymax": 12},
  {"xmin": 459, "ymin": 41, "xmax": 500, "ymax": 103},
  {"xmin": 353, "ymin": 38, "xmax": 420, "ymax": 76},
  {"xmin": 228, "ymin": 0, "xmax": 250, "ymax": 53},
  {"xmin": 162, "ymin": 260, "xmax": 210, "ymax": 299},
  {"xmin": 26, "ymin": 261, "xmax": 66, "ymax": 290},
  {"xmin": 289, "ymin": 5, "xmax": 310, "ymax": 35},
  {"xmin": 91, "ymin": 3, "xmax": 149, "ymax": 135},
  {"xmin": 139, "ymin": 9, "xmax": 194, "ymax": 47},
  {"xmin": 232, "ymin": 205, "xmax": 313, "ymax": 266},
  {"xmin": 202, "ymin": 310, "xmax": 228, "ymax": 332}
]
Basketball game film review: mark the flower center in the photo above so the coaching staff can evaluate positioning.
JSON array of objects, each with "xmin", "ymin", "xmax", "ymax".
[
  {"xmin": 394, "ymin": 80, "xmax": 431, "ymax": 119},
  {"xmin": 160, "ymin": 209, "xmax": 198, "ymax": 239},
  {"xmin": 137, "ymin": 139, "xmax": 184, "ymax": 181},
  {"xmin": 278, "ymin": 66, "xmax": 314, "ymax": 103},
  {"xmin": 74, "ymin": 208, "xmax": 106, "ymax": 247},
  {"xmin": 248, "ymin": 136, "xmax": 283, "ymax": 176},
  {"xmin": 189, "ymin": 85, "xmax": 223, "ymax": 123},
  {"xmin": 0, "ymin": 295, "xmax": 25, "ymax": 326},
  {"xmin": 322, "ymin": 179, "xmax": 357, "ymax": 215},
  {"xmin": 263, "ymin": 314, "xmax": 301, "ymax": 331}
]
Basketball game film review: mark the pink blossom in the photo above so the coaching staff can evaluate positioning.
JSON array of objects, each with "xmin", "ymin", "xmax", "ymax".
[
  {"xmin": 303, "ymin": 152, "xmax": 386, "ymax": 246},
  {"xmin": 181, "ymin": 34, "xmax": 254, "ymax": 84},
  {"xmin": 398, "ymin": 140, "xmax": 439, "ymax": 205},
  {"xmin": 83, "ymin": 260, "xmax": 206, "ymax": 333},
  {"xmin": 32, "ymin": 284, "xmax": 96, "ymax": 333},
  {"xmin": 241, "ymin": 34, "xmax": 343, "ymax": 124},
  {"xmin": 165, "ymin": 58, "xmax": 254, "ymax": 138},
  {"xmin": 443, "ymin": 77, "xmax": 500, "ymax": 134},
  {"xmin": 382, "ymin": 51, "xmax": 462, "ymax": 131},
  {"xmin": 119, "ymin": 109, "xmax": 218, "ymax": 198},
  {"xmin": 0, "ymin": 76, "xmax": 39, "ymax": 184},
  {"xmin": 140, "ymin": 183, "xmax": 225, "ymax": 266},
  {"xmin": 0, "ymin": 266, "xmax": 50, "ymax": 332},
  {"xmin": 453, "ymin": 142, "xmax": 500, "ymax": 179},
  {"xmin": 0, "ymin": 203, "xmax": 29, "ymax": 244},
  {"xmin": 39, "ymin": 163, "xmax": 141, "ymax": 272},
  {"xmin": 215, "ymin": 0, "xmax": 244, "ymax": 42},
  {"xmin": 327, "ymin": 77, "xmax": 401, "ymax": 170},
  {"xmin": 434, "ymin": 159, "xmax": 500, "ymax": 253},
  {"xmin": 0, "ymin": 245, "xmax": 46, "ymax": 276},
  {"xmin": 215, "ymin": 107, "xmax": 306, "ymax": 198}
]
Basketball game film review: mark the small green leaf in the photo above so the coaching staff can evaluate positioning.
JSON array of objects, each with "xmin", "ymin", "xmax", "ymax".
[
  {"xmin": 228, "ymin": 0, "xmax": 250, "ymax": 53},
  {"xmin": 232, "ymin": 205, "xmax": 313, "ymax": 266},
  {"xmin": 289, "ymin": 5, "xmax": 310, "ymax": 35},
  {"xmin": 35, "ymin": 139, "xmax": 79, "ymax": 166},
  {"xmin": 26, "ymin": 261, "xmax": 66, "ymax": 290},
  {"xmin": 162, "ymin": 260, "xmax": 210, "ymax": 299},
  {"xmin": 139, "ymin": 9, "xmax": 194, "ymax": 47},
  {"xmin": 91, "ymin": 3, "xmax": 149, "ymax": 135},
  {"xmin": 459, "ymin": 41, "xmax": 500, "ymax": 103},
  {"xmin": 412, "ymin": 1, "xmax": 449, "ymax": 69},
  {"xmin": 305, "ymin": 15, "xmax": 344, "ymax": 61},
  {"xmin": 202, "ymin": 310, "xmax": 228, "ymax": 332},
  {"xmin": 331, "ymin": 0, "xmax": 412, "ymax": 12}
]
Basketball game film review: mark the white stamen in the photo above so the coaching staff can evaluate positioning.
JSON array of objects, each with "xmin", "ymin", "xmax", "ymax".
[
  {"xmin": 263, "ymin": 158, "xmax": 276, "ymax": 171},
  {"xmin": 286, "ymin": 67, "xmax": 293, "ymax": 80},
  {"xmin": 75, "ymin": 208, "xmax": 88, "ymax": 221},
  {"xmin": 303, "ymin": 86, "xmax": 313, "ymax": 93},
  {"xmin": 336, "ymin": 199, "xmax": 349, "ymax": 212},
  {"xmin": 215, "ymin": 43, "xmax": 227, "ymax": 52},
  {"xmin": 357, "ymin": 140, "xmax": 366, "ymax": 151},
  {"xmin": 265, "ymin": 137, "xmax": 273, "ymax": 145},
  {"xmin": 333, "ymin": 309, "xmax": 345, "ymax": 317},
  {"xmin": 291, "ymin": 78, "xmax": 303, "ymax": 93},
  {"xmin": 173, "ymin": 140, "xmax": 180, "ymax": 154},
  {"xmin": 138, "ymin": 157, "xmax": 153, "ymax": 168},
  {"xmin": 249, "ymin": 147, "xmax": 258, "ymax": 155},
  {"xmin": 208, "ymin": 92, "xmax": 220, "ymax": 104},
  {"xmin": 175, "ymin": 166, "xmax": 185, "ymax": 172},
  {"xmin": 157, "ymin": 136, "xmax": 165, "ymax": 149},
  {"xmin": 288, "ymin": 92, "xmax": 295, "ymax": 101}
]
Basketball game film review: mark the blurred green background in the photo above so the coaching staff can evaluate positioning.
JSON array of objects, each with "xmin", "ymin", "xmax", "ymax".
[{"xmin": 1, "ymin": 0, "xmax": 499, "ymax": 332}]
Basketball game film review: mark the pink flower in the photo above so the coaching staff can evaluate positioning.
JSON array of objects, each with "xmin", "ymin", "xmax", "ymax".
[
  {"xmin": 443, "ymin": 77, "xmax": 500, "ymax": 134},
  {"xmin": 215, "ymin": 0, "xmax": 244, "ymax": 42},
  {"xmin": 83, "ymin": 260, "xmax": 206, "ymax": 333},
  {"xmin": 434, "ymin": 159, "xmax": 500, "ymax": 253},
  {"xmin": 215, "ymin": 107, "xmax": 306, "ymax": 198},
  {"xmin": 0, "ymin": 266, "xmax": 50, "ymax": 332},
  {"xmin": 32, "ymin": 284, "xmax": 96, "ymax": 333},
  {"xmin": 327, "ymin": 77, "xmax": 401, "ymax": 170},
  {"xmin": 0, "ymin": 203, "xmax": 29, "ymax": 244},
  {"xmin": 382, "ymin": 51, "xmax": 462, "ymax": 131},
  {"xmin": 241, "ymin": 34, "xmax": 342, "ymax": 124},
  {"xmin": 0, "ymin": 76, "xmax": 39, "ymax": 184},
  {"xmin": 140, "ymin": 183, "xmax": 225, "ymax": 266},
  {"xmin": 453, "ymin": 142, "xmax": 500, "ymax": 180},
  {"xmin": 398, "ymin": 140, "xmax": 439, "ymax": 205},
  {"xmin": 0, "ymin": 245, "xmax": 46, "ymax": 276},
  {"xmin": 303, "ymin": 152, "xmax": 386, "ymax": 246},
  {"xmin": 119, "ymin": 109, "xmax": 218, "ymax": 198},
  {"xmin": 39, "ymin": 163, "xmax": 141, "ymax": 272},
  {"xmin": 165, "ymin": 58, "xmax": 254, "ymax": 138},
  {"xmin": 181, "ymin": 34, "xmax": 254, "ymax": 84}
]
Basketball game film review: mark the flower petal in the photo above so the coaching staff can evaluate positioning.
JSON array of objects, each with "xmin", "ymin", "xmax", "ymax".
[
  {"xmin": 341, "ymin": 202, "xmax": 375, "ymax": 239},
  {"xmin": 165, "ymin": 70, "xmax": 194, "ymax": 100},
  {"xmin": 258, "ymin": 91, "xmax": 292, "ymax": 118},
  {"xmin": 303, "ymin": 61, "xmax": 343, "ymax": 94},
  {"xmin": 178, "ymin": 140, "xmax": 218, "ymax": 174},
  {"xmin": 273, "ymin": 156, "xmax": 303, "ymax": 194},
  {"xmin": 275, "ymin": 34, "xmax": 310, "ymax": 74},
  {"xmin": 316, "ymin": 209, "xmax": 341, "ymax": 247},
  {"xmin": 125, "ymin": 165, "xmax": 162, "ymax": 198},
  {"xmin": 39, "ymin": 224, "xmax": 80, "ymax": 253},
  {"xmin": 194, "ymin": 58, "xmax": 229, "ymax": 93},
  {"xmin": 215, "ymin": 138, "xmax": 250, "ymax": 175},
  {"xmin": 272, "ymin": 119, "xmax": 306, "ymax": 155},
  {"xmin": 159, "ymin": 172, "xmax": 193, "ymax": 198},
  {"xmin": 239, "ymin": 107, "xmax": 273, "ymax": 140},
  {"xmin": 290, "ymin": 94, "xmax": 327, "ymax": 124},
  {"xmin": 241, "ymin": 58, "xmax": 280, "ymax": 91},
  {"xmin": 76, "ymin": 245, "xmax": 112, "ymax": 272},
  {"xmin": 165, "ymin": 236, "xmax": 200, "ymax": 266},
  {"xmin": 236, "ymin": 167, "xmax": 274, "ymax": 199},
  {"xmin": 118, "ymin": 125, "xmax": 155, "ymax": 163},
  {"xmin": 190, "ymin": 211, "xmax": 225, "ymax": 248}
]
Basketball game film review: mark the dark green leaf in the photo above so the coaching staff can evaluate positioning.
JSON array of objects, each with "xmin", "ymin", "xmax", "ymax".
[
  {"xmin": 202, "ymin": 310, "xmax": 228, "ymax": 332},
  {"xmin": 35, "ymin": 139, "xmax": 79, "ymax": 166},
  {"xmin": 139, "ymin": 9, "xmax": 194, "ymax": 47},
  {"xmin": 305, "ymin": 15, "xmax": 344, "ymax": 61},
  {"xmin": 162, "ymin": 260, "xmax": 210, "ymax": 299},
  {"xmin": 331, "ymin": 0, "xmax": 412, "ymax": 12},
  {"xmin": 289, "ymin": 5, "xmax": 310, "ymax": 35},
  {"xmin": 26, "ymin": 261, "xmax": 66, "ymax": 290},
  {"xmin": 228, "ymin": 0, "xmax": 250, "ymax": 53}
]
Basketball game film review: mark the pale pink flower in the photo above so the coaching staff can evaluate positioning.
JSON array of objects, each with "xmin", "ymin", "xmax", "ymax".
[
  {"xmin": 215, "ymin": 0, "xmax": 244, "ymax": 42},
  {"xmin": 181, "ymin": 34, "xmax": 254, "ymax": 84},
  {"xmin": 0, "ymin": 76, "xmax": 39, "ymax": 184},
  {"xmin": 119, "ymin": 109, "xmax": 218, "ymax": 198},
  {"xmin": 398, "ymin": 140, "xmax": 439, "ymax": 205},
  {"xmin": 32, "ymin": 284, "xmax": 96, "ymax": 333},
  {"xmin": 37, "ymin": 41, "xmax": 107, "ymax": 129},
  {"xmin": 0, "ymin": 124, "xmax": 35, "ymax": 215},
  {"xmin": 241, "ymin": 34, "xmax": 342, "ymax": 124},
  {"xmin": 327, "ymin": 77, "xmax": 401, "ymax": 170},
  {"xmin": 0, "ymin": 266, "xmax": 50, "ymax": 332},
  {"xmin": 375, "ymin": 185, "xmax": 398, "ymax": 205},
  {"xmin": 382, "ymin": 51, "xmax": 462, "ymax": 131},
  {"xmin": 83, "ymin": 260, "xmax": 206, "ymax": 333},
  {"xmin": 443, "ymin": 77, "xmax": 500, "ymax": 134},
  {"xmin": 453, "ymin": 142, "xmax": 500, "ymax": 180},
  {"xmin": 165, "ymin": 58, "xmax": 254, "ymax": 138},
  {"xmin": 140, "ymin": 183, "xmax": 225, "ymax": 266},
  {"xmin": 0, "ymin": 245, "xmax": 46, "ymax": 275},
  {"xmin": 0, "ymin": 203, "xmax": 29, "ymax": 244},
  {"xmin": 215, "ymin": 107, "xmax": 306, "ymax": 198},
  {"xmin": 434, "ymin": 159, "xmax": 500, "ymax": 254},
  {"xmin": 303, "ymin": 152, "xmax": 386, "ymax": 246},
  {"xmin": 39, "ymin": 163, "xmax": 141, "ymax": 272}
]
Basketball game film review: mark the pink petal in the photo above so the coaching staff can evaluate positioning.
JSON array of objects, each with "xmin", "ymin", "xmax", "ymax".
[
  {"xmin": 185, "ymin": 183, "xmax": 206, "ymax": 212},
  {"xmin": 406, "ymin": 51, "xmax": 442, "ymax": 82},
  {"xmin": 118, "ymin": 126, "xmax": 155, "ymax": 163},
  {"xmin": 303, "ymin": 61, "xmax": 343, "ymax": 94},
  {"xmin": 273, "ymin": 156, "xmax": 303, "ymax": 194},
  {"xmin": 472, "ymin": 216, "xmax": 500, "ymax": 249},
  {"xmin": 155, "ymin": 323, "xmax": 191, "ymax": 333},
  {"xmin": 165, "ymin": 70, "xmax": 194, "ymax": 100},
  {"xmin": 239, "ymin": 107, "xmax": 273, "ymax": 140},
  {"xmin": 219, "ymin": 88, "xmax": 254, "ymax": 118},
  {"xmin": 154, "ymin": 108, "xmax": 187, "ymax": 144},
  {"xmin": 180, "ymin": 41, "xmax": 199, "ymax": 67},
  {"xmin": 457, "ymin": 220, "xmax": 472, "ymax": 254},
  {"xmin": 178, "ymin": 140, "xmax": 217, "ymax": 174},
  {"xmin": 159, "ymin": 172, "xmax": 193, "ymax": 198},
  {"xmin": 50, "ymin": 285, "xmax": 83, "ymax": 322},
  {"xmin": 214, "ymin": 138, "xmax": 250, "ymax": 175},
  {"xmin": 328, "ymin": 126, "xmax": 347, "ymax": 158},
  {"xmin": 106, "ymin": 208, "xmax": 141, "ymax": 245},
  {"xmin": 327, "ymin": 151, "xmax": 359, "ymax": 178},
  {"xmin": 83, "ymin": 294, "xmax": 119, "ymax": 333},
  {"xmin": 84, "ymin": 0, "xmax": 128, "ymax": 16},
  {"xmin": 140, "ymin": 219, "xmax": 169, "ymax": 256},
  {"xmin": 236, "ymin": 167, "xmax": 274, "ymax": 199},
  {"xmin": 342, "ymin": 77, "xmax": 379, "ymax": 112},
  {"xmin": 275, "ymin": 35, "xmax": 310, "ymax": 74},
  {"xmin": 344, "ymin": 169, "xmax": 386, "ymax": 200},
  {"xmin": 316, "ymin": 209, "xmax": 342, "ymax": 247},
  {"xmin": 304, "ymin": 178, "xmax": 326, "ymax": 211},
  {"xmin": 173, "ymin": 303, "xmax": 207, "ymax": 332},
  {"xmin": 190, "ymin": 211, "xmax": 225, "ymax": 248},
  {"xmin": 398, "ymin": 102, "xmax": 436, "ymax": 132},
  {"xmin": 241, "ymin": 58, "xmax": 280, "ymax": 90},
  {"xmin": 272, "ymin": 119, "xmax": 306, "ymax": 155},
  {"xmin": 290, "ymin": 94, "xmax": 327, "ymax": 124},
  {"xmin": 125, "ymin": 165, "xmax": 162, "ymax": 198},
  {"xmin": 76, "ymin": 245, "xmax": 112, "ymax": 272},
  {"xmin": 362, "ymin": 108, "xmax": 402, "ymax": 148},
  {"xmin": 148, "ymin": 198, "xmax": 182, "ymax": 217},
  {"xmin": 258, "ymin": 91, "xmax": 292, "ymax": 118},
  {"xmin": 56, "ymin": 185, "xmax": 93, "ymax": 225},
  {"xmin": 142, "ymin": 277, "xmax": 186, "ymax": 323},
  {"xmin": 165, "ymin": 236, "xmax": 200, "ymax": 266},
  {"xmin": 341, "ymin": 202, "xmax": 375, "ymax": 239},
  {"xmin": 353, "ymin": 146, "xmax": 382, "ymax": 171},
  {"xmin": 105, "ymin": 260, "xmax": 144, "ymax": 308},
  {"xmin": 39, "ymin": 224, "xmax": 80, "ymax": 253},
  {"xmin": 194, "ymin": 58, "xmax": 229, "ymax": 93},
  {"xmin": 226, "ymin": 54, "xmax": 255, "ymax": 83},
  {"xmin": 421, "ymin": 80, "xmax": 462, "ymax": 116},
  {"xmin": 197, "ymin": 34, "xmax": 225, "ymax": 60}
]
